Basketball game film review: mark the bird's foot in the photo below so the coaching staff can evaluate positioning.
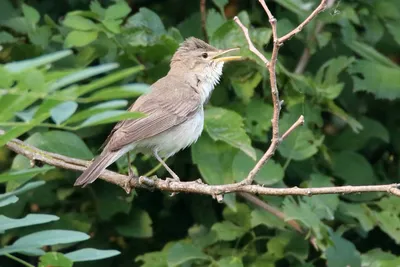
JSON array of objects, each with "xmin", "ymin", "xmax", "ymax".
[{"xmin": 165, "ymin": 176, "xmax": 180, "ymax": 197}]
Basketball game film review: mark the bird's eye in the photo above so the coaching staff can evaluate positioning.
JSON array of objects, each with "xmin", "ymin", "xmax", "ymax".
[{"xmin": 202, "ymin": 53, "xmax": 208, "ymax": 59}]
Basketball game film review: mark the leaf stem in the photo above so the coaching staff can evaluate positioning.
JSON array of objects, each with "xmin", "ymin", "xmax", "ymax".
[{"xmin": 4, "ymin": 253, "xmax": 35, "ymax": 267}]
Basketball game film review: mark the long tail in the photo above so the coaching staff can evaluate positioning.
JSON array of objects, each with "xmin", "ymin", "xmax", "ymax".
[{"xmin": 74, "ymin": 151, "xmax": 120, "ymax": 187}]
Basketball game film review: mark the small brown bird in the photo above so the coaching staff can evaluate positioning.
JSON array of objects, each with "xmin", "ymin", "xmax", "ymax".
[{"xmin": 74, "ymin": 37, "xmax": 241, "ymax": 187}]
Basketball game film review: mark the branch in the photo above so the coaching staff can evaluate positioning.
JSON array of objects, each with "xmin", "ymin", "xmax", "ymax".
[
  {"xmin": 200, "ymin": 0, "xmax": 208, "ymax": 42},
  {"xmin": 238, "ymin": 192, "xmax": 318, "ymax": 249},
  {"xmin": 3, "ymin": 130, "xmax": 400, "ymax": 198},
  {"xmin": 295, "ymin": 0, "xmax": 336, "ymax": 74}
]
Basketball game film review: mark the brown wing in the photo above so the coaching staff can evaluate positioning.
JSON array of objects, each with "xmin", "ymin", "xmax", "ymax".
[{"xmin": 103, "ymin": 75, "xmax": 201, "ymax": 152}]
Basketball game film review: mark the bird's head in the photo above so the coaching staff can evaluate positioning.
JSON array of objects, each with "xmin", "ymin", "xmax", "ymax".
[{"xmin": 170, "ymin": 37, "xmax": 241, "ymax": 82}]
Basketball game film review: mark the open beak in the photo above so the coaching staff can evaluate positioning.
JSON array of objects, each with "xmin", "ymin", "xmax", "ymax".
[{"xmin": 213, "ymin": 48, "xmax": 242, "ymax": 62}]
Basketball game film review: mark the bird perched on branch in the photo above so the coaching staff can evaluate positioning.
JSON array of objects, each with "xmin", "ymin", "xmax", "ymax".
[{"xmin": 74, "ymin": 37, "xmax": 241, "ymax": 188}]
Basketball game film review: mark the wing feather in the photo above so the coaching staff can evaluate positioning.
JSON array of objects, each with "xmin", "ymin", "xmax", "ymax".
[{"xmin": 103, "ymin": 76, "xmax": 201, "ymax": 152}]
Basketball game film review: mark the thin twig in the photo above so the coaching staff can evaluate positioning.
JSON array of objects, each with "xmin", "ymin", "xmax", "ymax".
[
  {"xmin": 2, "ymin": 129, "xmax": 400, "ymax": 197},
  {"xmin": 200, "ymin": 0, "xmax": 208, "ymax": 42},
  {"xmin": 295, "ymin": 0, "xmax": 336, "ymax": 74},
  {"xmin": 281, "ymin": 115, "xmax": 305, "ymax": 140},
  {"xmin": 233, "ymin": 17, "xmax": 269, "ymax": 66},
  {"xmin": 235, "ymin": 0, "xmax": 327, "ymax": 186}
]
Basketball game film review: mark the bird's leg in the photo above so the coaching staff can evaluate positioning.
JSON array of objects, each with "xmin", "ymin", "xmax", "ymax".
[
  {"xmin": 127, "ymin": 152, "xmax": 135, "ymax": 178},
  {"xmin": 123, "ymin": 152, "xmax": 137, "ymax": 194},
  {"xmin": 154, "ymin": 151, "xmax": 180, "ymax": 182}
]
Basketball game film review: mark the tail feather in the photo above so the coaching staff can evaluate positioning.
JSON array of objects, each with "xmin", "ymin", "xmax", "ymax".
[{"xmin": 74, "ymin": 151, "xmax": 119, "ymax": 187}]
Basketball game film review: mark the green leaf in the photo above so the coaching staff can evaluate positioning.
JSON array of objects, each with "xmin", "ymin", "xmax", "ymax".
[
  {"xmin": 88, "ymin": 83, "xmax": 150, "ymax": 101},
  {"xmin": 50, "ymin": 101, "xmax": 78, "ymax": 125},
  {"xmin": 39, "ymin": 252, "xmax": 73, "ymax": 267},
  {"xmin": 231, "ymin": 71, "xmax": 262, "ymax": 103},
  {"xmin": 105, "ymin": 1, "xmax": 131, "ymax": 20},
  {"xmin": 116, "ymin": 208, "xmax": 153, "ymax": 238},
  {"xmin": 232, "ymin": 150, "xmax": 283, "ymax": 185},
  {"xmin": 361, "ymin": 249, "xmax": 400, "ymax": 267},
  {"xmin": 0, "ymin": 214, "xmax": 59, "ymax": 233},
  {"xmin": 0, "ymin": 195, "xmax": 18, "ymax": 207},
  {"xmin": 212, "ymin": 0, "xmax": 228, "ymax": 16},
  {"xmin": 167, "ymin": 242, "xmax": 209, "ymax": 267},
  {"xmin": 0, "ymin": 166, "xmax": 54, "ymax": 183},
  {"xmin": 78, "ymin": 110, "xmax": 144, "ymax": 128},
  {"xmin": 345, "ymin": 41, "xmax": 398, "ymax": 68},
  {"xmin": 0, "ymin": 181, "xmax": 44, "ymax": 203},
  {"xmin": 49, "ymin": 63, "xmax": 119, "ymax": 92},
  {"xmin": 278, "ymin": 112, "xmax": 323, "ymax": 160},
  {"xmin": 211, "ymin": 221, "xmax": 246, "ymax": 241},
  {"xmin": 0, "ymin": 230, "xmax": 89, "ymax": 255},
  {"xmin": 330, "ymin": 117, "xmax": 389, "ymax": 151},
  {"xmin": 192, "ymin": 134, "xmax": 236, "ymax": 185},
  {"xmin": 386, "ymin": 21, "xmax": 400, "ymax": 46},
  {"xmin": 206, "ymin": 9, "xmax": 225, "ymax": 38},
  {"xmin": 251, "ymin": 208, "xmax": 286, "ymax": 230},
  {"xmin": 245, "ymin": 99, "xmax": 273, "ymax": 141},
  {"xmin": 331, "ymin": 151, "xmax": 375, "ymax": 185},
  {"xmin": 0, "ymin": 31, "xmax": 17, "ymax": 43},
  {"xmin": 65, "ymin": 248, "xmax": 120, "ymax": 262},
  {"xmin": 22, "ymin": 4, "xmax": 40, "ymax": 25},
  {"xmin": 5, "ymin": 50, "xmax": 72, "ymax": 73},
  {"xmin": 136, "ymin": 251, "xmax": 168, "ymax": 267},
  {"xmin": 65, "ymin": 30, "xmax": 98, "ymax": 48},
  {"xmin": 307, "ymin": 174, "xmax": 339, "ymax": 220},
  {"xmin": 12, "ymin": 131, "xmax": 93, "ymax": 170},
  {"xmin": 349, "ymin": 60, "xmax": 400, "ymax": 100},
  {"xmin": 125, "ymin": 8, "xmax": 166, "ymax": 36},
  {"xmin": 338, "ymin": 203, "xmax": 375, "ymax": 232},
  {"xmin": 217, "ymin": 256, "xmax": 243, "ymax": 267},
  {"xmin": 63, "ymin": 15, "xmax": 97, "ymax": 30},
  {"xmin": 205, "ymin": 107, "xmax": 255, "ymax": 159},
  {"xmin": 326, "ymin": 232, "xmax": 361, "ymax": 267}
]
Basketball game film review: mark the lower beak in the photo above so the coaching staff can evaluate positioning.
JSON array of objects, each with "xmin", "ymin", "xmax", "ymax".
[{"xmin": 213, "ymin": 48, "xmax": 242, "ymax": 62}]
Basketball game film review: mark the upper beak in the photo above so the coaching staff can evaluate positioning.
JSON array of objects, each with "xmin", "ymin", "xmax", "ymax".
[{"xmin": 213, "ymin": 48, "xmax": 242, "ymax": 62}]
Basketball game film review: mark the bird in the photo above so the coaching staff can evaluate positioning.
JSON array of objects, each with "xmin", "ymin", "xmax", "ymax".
[{"xmin": 74, "ymin": 37, "xmax": 241, "ymax": 187}]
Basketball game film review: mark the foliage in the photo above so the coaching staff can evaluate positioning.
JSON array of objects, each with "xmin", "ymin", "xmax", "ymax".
[{"xmin": 0, "ymin": 0, "xmax": 399, "ymax": 266}]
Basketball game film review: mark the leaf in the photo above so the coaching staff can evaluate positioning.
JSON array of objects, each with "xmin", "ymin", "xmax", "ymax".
[
  {"xmin": 125, "ymin": 8, "xmax": 166, "ymax": 36},
  {"xmin": 330, "ymin": 117, "xmax": 389, "ymax": 151},
  {"xmin": 0, "ymin": 214, "xmax": 59, "ymax": 233},
  {"xmin": 167, "ymin": 242, "xmax": 209, "ymax": 267},
  {"xmin": 251, "ymin": 208, "xmax": 286, "ymax": 230},
  {"xmin": 212, "ymin": 0, "xmax": 228, "ymax": 15},
  {"xmin": 331, "ymin": 151, "xmax": 375, "ymax": 185},
  {"xmin": 22, "ymin": 4, "xmax": 40, "ymax": 25},
  {"xmin": 278, "ymin": 112, "xmax": 323, "ymax": 161},
  {"xmin": 50, "ymin": 101, "xmax": 78, "ymax": 125},
  {"xmin": 338, "ymin": 203, "xmax": 375, "ymax": 232},
  {"xmin": 361, "ymin": 249, "xmax": 400, "ymax": 267},
  {"xmin": 49, "ymin": 63, "xmax": 119, "ymax": 92},
  {"xmin": 0, "ymin": 31, "xmax": 17, "ymax": 43},
  {"xmin": 12, "ymin": 131, "xmax": 93, "ymax": 170},
  {"xmin": 205, "ymin": 107, "xmax": 255, "ymax": 159},
  {"xmin": 192, "ymin": 134, "xmax": 237, "ymax": 185},
  {"xmin": 326, "ymin": 232, "xmax": 361, "ymax": 267},
  {"xmin": 211, "ymin": 221, "xmax": 246, "ymax": 241},
  {"xmin": 0, "ymin": 195, "xmax": 18, "ymax": 207},
  {"xmin": 78, "ymin": 110, "xmax": 144, "ymax": 128},
  {"xmin": 65, "ymin": 30, "xmax": 98, "ymax": 48},
  {"xmin": 0, "ymin": 230, "xmax": 89, "ymax": 255},
  {"xmin": 0, "ymin": 166, "xmax": 54, "ymax": 183},
  {"xmin": 63, "ymin": 15, "xmax": 97, "ymax": 30},
  {"xmin": 116, "ymin": 208, "xmax": 153, "ymax": 238},
  {"xmin": 230, "ymin": 71, "xmax": 262, "ymax": 103},
  {"xmin": 232, "ymin": 150, "xmax": 283, "ymax": 185},
  {"xmin": 217, "ymin": 256, "xmax": 243, "ymax": 267},
  {"xmin": 39, "ymin": 252, "xmax": 73, "ymax": 267},
  {"xmin": 0, "ymin": 181, "xmax": 45, "ymax": 203},
  {"xmin": 307, "ymin": 174, "xmax": 339, "ymax": 220},
  {"xmin": 245, "ymin": 99, "xmax": 273, "ymax": 141},
  {"xmin": 5, "ymin": 50, "xmax": 72, "ymax": 73},
  {"xmin": 65, "ymin": 248, "xmax": 120, "ymax": 262},
  {"xmin": 386, "ymin": 21, "xmax": 400, "ymax": 46},
  {"xmin": 206, "ymin": 9, "xmax": 225, "ymax": 38},
  {"xmin": 349, "ymin": 60, "xmax": 400, "ymax": 100},
  {"xmin": 105, "ymin": 1, "xmax": 131, "ymax": 20},
  {"xmin": 88, "ymin": 83, "xmax": 150, "ymax": 101},
  {"xmin": 136, "ymin": 251, "xmax": 168, "ymax": 267},
  {"xmin": 345, "ymin": 41, "xmax": 398, "ymax": 68}
]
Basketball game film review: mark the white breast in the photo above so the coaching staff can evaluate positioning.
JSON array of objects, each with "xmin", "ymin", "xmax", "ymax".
[{"xmin": 137, "ymin": 108, "xmax": 204, "ymax": 157}]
